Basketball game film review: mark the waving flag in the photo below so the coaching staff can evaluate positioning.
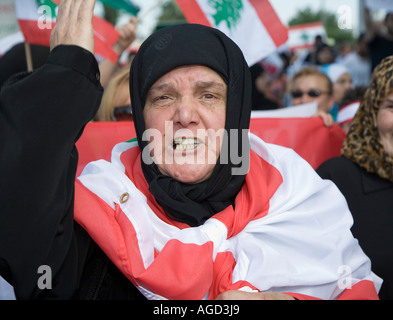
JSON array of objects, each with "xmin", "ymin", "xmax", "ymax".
[
  {"xmin": 288, "ymin": 22, "xmax": 327, "ymax": 51},
  {"xmin": 14, "ymin": 0, "xmax": 120, "ymax": 62},
  {"xmin": 174, "ymin": 0, "xmax": 288, "ymax": 66},
  {"xmin": 0, "ymin": 31, "xmax": 25, "ymax": 58}
]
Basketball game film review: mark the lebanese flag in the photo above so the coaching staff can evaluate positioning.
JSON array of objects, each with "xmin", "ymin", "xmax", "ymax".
[
  {"xmin": 174, "ymin": 0, "xmax": 288, "ymax": 66},
  {"xmin": 288, "ymin": 22, "xmax": 327, "ymax": 51},
  {"xmin": 75, "ymin": 133, "xmax": 381, "ymax": 299},
  {"xmin": 14, "ymin": 0, "xmax": 120, "ymax": 62}
]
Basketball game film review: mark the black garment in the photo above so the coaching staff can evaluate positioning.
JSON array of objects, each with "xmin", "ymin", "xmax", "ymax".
[
  {"xmin": 130, "ymin": 24, "xmax": 252, "ymax": 227},
  {"xmin": 0, "ymin": 45, "xmax": 144, "ymax": 299},
  {"xmin": 367, "ymin": 35, "xmax": 393, "ymax": 71},
  {"xmin": 0, "ymin": 43, "xmax": 50, "ymax": 88},
  {"xmin": 317, "ymin": 156, "xmax": 393, "ymax": 299}
]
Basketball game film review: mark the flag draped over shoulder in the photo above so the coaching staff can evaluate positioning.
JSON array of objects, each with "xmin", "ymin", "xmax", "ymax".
[
  {"xmin": 14, "ymin": 0, "xmax": 120, "ymax": 62},
  {"xmin": 174, "ymin": 0, "xmax": 288, "ymax": 66}
]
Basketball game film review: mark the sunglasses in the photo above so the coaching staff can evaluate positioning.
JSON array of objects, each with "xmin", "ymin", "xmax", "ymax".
[
  {"xmin": 290, "ymin": 89, "xmax": 329, "ymax": 99},
  {"xmin": 111, "ymin": 105, "xmax": 133, "ymax": 121}
]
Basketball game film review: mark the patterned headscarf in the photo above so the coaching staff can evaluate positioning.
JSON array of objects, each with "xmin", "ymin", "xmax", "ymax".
[{"xmin": 342, "ymin": 55, "xmax": 393, "ymax": 182}]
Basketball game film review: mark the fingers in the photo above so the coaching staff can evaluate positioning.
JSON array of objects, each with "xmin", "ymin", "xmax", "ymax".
[
  {"xmin": 50, "ymin": 0, "xmax": 95, "ymax": 53},
  {"xmin": 115, "ymin": 18, "xmax": 138, "ymax": 52}
]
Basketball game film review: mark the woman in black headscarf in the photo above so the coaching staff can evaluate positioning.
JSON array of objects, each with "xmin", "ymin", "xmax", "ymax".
[
  {"xmin": 129, "ymin": 23, "xmax": 251, "ymax": 227},
  {"xmin": 74, "ymin": 23, "xmax": 380, "ymax": 300},
  {"xmin": 0, "ymin": 1, "xmax": 381, "ymax": 300}
]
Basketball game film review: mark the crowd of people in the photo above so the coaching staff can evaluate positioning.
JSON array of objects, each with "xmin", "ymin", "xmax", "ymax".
[{"xmin": 0, "ymin": 0, "xmax": 392, "ymax": 300}]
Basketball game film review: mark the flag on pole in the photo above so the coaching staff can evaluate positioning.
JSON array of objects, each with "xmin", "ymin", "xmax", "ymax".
[
  {"xmin": 98, "ymin": 0, "xmax": 140, "ymax": 16},
  {"xmin": 14, "ymin": 0, "xmax": 120, "ymax": 63},
  {"xmin": 174, "ymin": 0, "xmax": 288, "ymax": 66}
]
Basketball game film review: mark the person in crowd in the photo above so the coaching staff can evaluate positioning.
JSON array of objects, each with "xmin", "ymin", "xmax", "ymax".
[
  {"xmin": 250, "ymin": 53, "xmax": 286, "ymax": 110},
  {"xmin": 364, "ymin": 7, "xmax": 393, "ymax": 71},
  {"xmin": 249, "ymin": 63, "xmax": 279, "ymax": 110},
  {"xmin": 320, "ymin": 63, "xmax": 352, "ymax": 121},
  {"xmin": 315, "ymin": 43, "xmax": 336, "ymax": 66},
  {"xmin": 288, "ymin": 66, "xmax": 335, "ymax": 126},
  {"xmin": 336, "ymin": 86, "xmax": 367, "ymax": 134},
  {"xmin": 343, "ymin": 34, "xmax": 371, "ymax": 87},
  {"xmin": 0, "ymin": 0, "xmax": 381, "ymax": 300},
  {"xmin": 94, "ymin": 67, "xmax": 132, "ymax": 121},
  {"xmin": 317, "ymin": 56, "xmax": 393, "ymax": 299},
  {"xmin": 98, "ymin": 17, "xmax": 138, "ymax": 88},
  {"xmin": 336, "ymin": 42, "xmax": 352, "ymax": 63}
]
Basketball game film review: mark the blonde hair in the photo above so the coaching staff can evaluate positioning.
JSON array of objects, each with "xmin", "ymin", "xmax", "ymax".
[
  {"xmin": 288, "ymin": 66, "xmax": 333, "ymax": 95},
  {"xmin": 95, "ymin": 68, "xmax": 130, "ymax": 121}
]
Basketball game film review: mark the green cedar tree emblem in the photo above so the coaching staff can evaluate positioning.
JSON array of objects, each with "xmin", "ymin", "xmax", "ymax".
[{"xmin": 208, "ymin": 0, "xmax": 244, "ymax": 32}]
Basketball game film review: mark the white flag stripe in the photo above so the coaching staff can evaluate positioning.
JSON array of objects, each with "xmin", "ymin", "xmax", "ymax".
[
  {"xmin": 14, "ymin": 0, "xmax": 40, "ymax": 21},
  {"xmin": 0, "ymin": 31, "xmax": 24, "ymax": 56},
  {"xmin": 177, "ymin": 0, "xmax": 287, "ymax": 66},
  {"xmin": 196, "ymin": 0, "xmax": 278, "ymax": 66}
]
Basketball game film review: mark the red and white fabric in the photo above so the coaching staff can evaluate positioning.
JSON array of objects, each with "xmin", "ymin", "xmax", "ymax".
[
  {"xmin": 75, "ymin": 133, "xmax": 382, "ymax": 300},
  {"xmin": 174, "ymin": 0, "xmax": 288, "ymax": 66},
  {"xmin": 337, "ymin": 101, "xmax": 360, "ymax": 125},
  {"xmin": 14, "ymin": 0, "xmax": 119, "ymax": 62}
]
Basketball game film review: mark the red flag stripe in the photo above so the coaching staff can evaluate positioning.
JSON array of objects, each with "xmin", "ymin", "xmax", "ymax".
[
  {"xmin": 18, "ymin": 19, "xmax": 51, "ymax": 47},
  {"xmin": 248, "ymin": 0, "xmax": 288, "ymax": 47},
  {"xmin": 174, "ymin": 0, "xmax": 212, "ymax": 26}
]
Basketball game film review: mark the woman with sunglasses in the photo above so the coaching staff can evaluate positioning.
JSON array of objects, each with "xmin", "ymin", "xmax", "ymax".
[{"xmin": 288, "ymin": 67, "xmax": 335, "ymax": 126}]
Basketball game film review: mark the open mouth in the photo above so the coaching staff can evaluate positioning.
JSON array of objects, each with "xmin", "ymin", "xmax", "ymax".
[{"xmin": 173, "ymin": 137, "xmax": 200, "ymax": 151}]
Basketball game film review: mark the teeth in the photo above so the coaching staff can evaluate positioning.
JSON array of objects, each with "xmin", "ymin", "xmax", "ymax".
[{"xmin": 174, "ymin": 137, "xmax": 199, "ymax": 150}]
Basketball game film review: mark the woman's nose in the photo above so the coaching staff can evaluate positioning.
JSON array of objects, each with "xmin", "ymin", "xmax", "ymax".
[{"xmin": 174, "ymin": 97, "xmax": 200, "ymax": 127}]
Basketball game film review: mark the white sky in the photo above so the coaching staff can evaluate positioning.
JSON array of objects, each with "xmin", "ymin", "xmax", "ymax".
[{"xmin": 269, "ymin": 0, "xmax": 360, "ymax": 26}]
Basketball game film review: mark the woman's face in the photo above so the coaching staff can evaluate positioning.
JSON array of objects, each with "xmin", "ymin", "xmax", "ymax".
[
  {"xmin": 143, "ymin": 65, "xmax": 227, "ymax": 184},
  {"xmin": 334, "ymin": 73, "xmax": 352, "ymax": 104},
  {"xmin": 291, "ymin": 74, "xmax": 334, "ymax": 112},
  {"xmin": 377, "ymin": 93, "xmax": 393, "ymax": 157}
]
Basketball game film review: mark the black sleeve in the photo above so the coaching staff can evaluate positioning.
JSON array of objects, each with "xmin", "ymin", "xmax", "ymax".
[{"xmin": 0, "ymin": 45, "xmax": 103, "ymax": 299}]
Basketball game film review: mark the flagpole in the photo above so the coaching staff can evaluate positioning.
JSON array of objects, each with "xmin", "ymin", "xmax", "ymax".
[
  {"xmin": 24, "ymin": 42, "xmax": 33, "ymax": 72},
  {"xmin": 136, "ymin": 0, "xmax": 164, "ymax": 21}
]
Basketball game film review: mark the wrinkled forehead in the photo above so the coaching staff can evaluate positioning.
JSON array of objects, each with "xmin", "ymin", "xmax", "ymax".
[
  {"xmin": 131, "ymin": 24, "xmax": 235, "ymax": 103},
  {"xmin": 147, "ymin": 64, "xmax": 227, "ymax": 94}
]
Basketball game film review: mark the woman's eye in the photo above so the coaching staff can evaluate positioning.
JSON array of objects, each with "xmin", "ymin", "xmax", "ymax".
[
  {"xmin": 203, "ymin": 93, "xmax": 215, "ymax": 99},
  {"xmin": 154, "ymin": 95, "xmax": 170, "ymax": 102}
]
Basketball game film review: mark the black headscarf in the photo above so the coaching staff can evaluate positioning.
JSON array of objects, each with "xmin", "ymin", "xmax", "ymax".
[{"xmin": 129, "ymin": 24, "xmax": 252, "ymax": 227}]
